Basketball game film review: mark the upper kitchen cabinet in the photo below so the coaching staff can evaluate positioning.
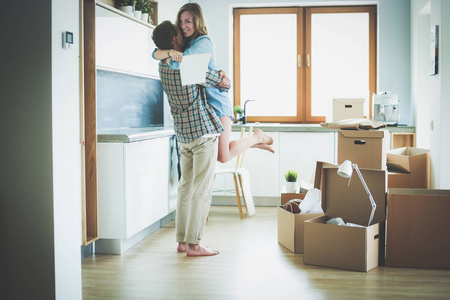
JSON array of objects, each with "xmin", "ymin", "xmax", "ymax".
[{"xmin": 95, "ymin": 3, "xmax": 159, "ymax": 77}]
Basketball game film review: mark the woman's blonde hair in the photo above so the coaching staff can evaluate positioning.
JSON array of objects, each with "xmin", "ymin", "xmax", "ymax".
[{"xmin": 175, "ymin": 3, "xmax": 208, "ymax": 47}]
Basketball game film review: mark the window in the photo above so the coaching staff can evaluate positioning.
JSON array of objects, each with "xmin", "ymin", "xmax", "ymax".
[{"xmin": 234, "ymin": 6, "xmax": 377, "ymax": 123}]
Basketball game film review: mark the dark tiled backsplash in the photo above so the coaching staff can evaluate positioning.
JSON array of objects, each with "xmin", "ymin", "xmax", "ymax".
[{"xmin": 97, "ymin": 69, "xmax": 164, "ymax": 130}]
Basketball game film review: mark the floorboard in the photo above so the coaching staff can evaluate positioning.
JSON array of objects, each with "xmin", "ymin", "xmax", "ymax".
[{"xmin": 82, "ymin": 206, "xmax": 450, "ymax": 299}]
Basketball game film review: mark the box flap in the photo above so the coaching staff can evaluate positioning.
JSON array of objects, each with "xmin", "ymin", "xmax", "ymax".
[
  {"xmin": 338, "ymin": 129, "xmax": 387, "ymax": 139},
  {"xmin": 313, "ymin": 161, "xmax": 338, "ymax": 190},
  {"xmin": 387, "ymin": 147, "xmax": 430, "ymax": 173},
  {"xmin": 322, "ymin": 167, "xmax": 387, "ymax": 224}
]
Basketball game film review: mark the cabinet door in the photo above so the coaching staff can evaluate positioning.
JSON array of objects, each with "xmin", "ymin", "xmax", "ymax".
[
  {"xmin": 125, "ymin": 138, "xmax": 170, "ymax": 237},
  {"xmin": 214, "ymin": 131, "xmax": 280, "ymax": 197},
  {"xmin": 95, "ymin": 5, "xmax": 159, "ymax": 77},
  {"xmin": 279, "ymin": 132, "xmax": 335, "ymax": 190}
]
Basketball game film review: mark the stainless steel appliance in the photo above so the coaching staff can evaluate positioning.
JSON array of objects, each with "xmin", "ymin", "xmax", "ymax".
[{"xmin": 373, "ymin": 93, "xmax": 399, "ymax": 125}]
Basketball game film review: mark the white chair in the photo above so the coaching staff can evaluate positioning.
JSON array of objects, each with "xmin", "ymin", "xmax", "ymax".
[{"xmin": 214, "ymin": 127, "xmax": 256, "ymax": 218}]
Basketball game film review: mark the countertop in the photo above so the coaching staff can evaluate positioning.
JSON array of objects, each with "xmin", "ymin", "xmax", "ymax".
[
  {"xmin": 232, "ymin": 123, "xmax": 415, "ymax": 133},
  {"xmin": 97, "ymin": 126, "xmax": 175, "ymax": 143},
  {"xmin": 97, "ymin": 124, "xmax": 415, "ymax": 143}
]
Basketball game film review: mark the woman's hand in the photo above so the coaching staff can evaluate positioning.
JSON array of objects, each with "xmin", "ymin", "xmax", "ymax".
[
  {"xmin": 218, "ymin": 70, "xmax": 231, "ymax": 88},
  {"xmin": 168, "ymin": 49, "xmax": 183, "ymax": 63}
]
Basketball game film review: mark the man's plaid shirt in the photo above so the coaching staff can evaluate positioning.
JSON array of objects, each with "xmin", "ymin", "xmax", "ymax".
[{"xmin": 159, "ymin": 61, "xmax": 229, "ymax": 143}]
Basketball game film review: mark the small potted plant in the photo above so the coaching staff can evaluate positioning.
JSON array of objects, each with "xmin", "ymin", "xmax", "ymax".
[
  {"xmin": 284, "ymin": 169, "xmax": 298, "ymax": 193},
  {"xmin": 137, "ymin": 0, "xmax": 153, "ymax": 23},
  {"xmin": 233, "ymin": 105, "xmax": 244, "ymax": 124},
  {"xmin": 115, "ymin": 0, "xmax": 135, "ymax": 16}
]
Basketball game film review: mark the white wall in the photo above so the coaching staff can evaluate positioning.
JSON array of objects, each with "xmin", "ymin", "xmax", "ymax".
[
  {"xmin": 411, "ymin": 0, "xmax": 450, "ymax": 189},
  {"xmin": 52, "ymin": 0, "xmax": 83, "ymax": 298},
  {"xmin": 411, "ymin": 0, "xmax": 431, "ymax": 149},
  {"xmin": 194, "ymin": 0, "xmax": 412, "ymax": 125},
  {"xmin": 440, "ymin": 0, "xmax": 450, "ymax": 188},
  {"xmin": 0, "ymin": 0, "xmax": 82, "ymax": 298}
]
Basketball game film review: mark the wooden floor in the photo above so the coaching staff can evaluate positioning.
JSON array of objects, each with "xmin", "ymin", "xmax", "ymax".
[{"xmin": 82, "ymin": 206, "xmax": 450, "ymax": 299}]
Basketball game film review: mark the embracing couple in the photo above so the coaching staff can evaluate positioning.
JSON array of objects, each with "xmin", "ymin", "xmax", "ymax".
[{"xmin": 152, "ymin": 3, "xmax": 274, "ymax": 257}]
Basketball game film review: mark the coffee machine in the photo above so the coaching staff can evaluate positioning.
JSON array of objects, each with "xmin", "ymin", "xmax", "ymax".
[{"xmin": 373, "ymin": 92, "xmax": 399, "ymax": 125}]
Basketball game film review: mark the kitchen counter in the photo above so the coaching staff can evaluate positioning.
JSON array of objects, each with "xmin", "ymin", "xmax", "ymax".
[
  {"xmin": 232, "ymin": 123, "xmax": 415, "ymax": 133},
  {"xmin": 97, "ymin": 126, "xmax": 175, "ymax": 143},
  {"xmin": 97, "ymin": 124, "xmax": 414, "ymax": 143}
]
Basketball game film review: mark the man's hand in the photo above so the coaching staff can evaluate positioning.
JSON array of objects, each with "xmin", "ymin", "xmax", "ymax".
[
  {"xmin": 169, "ymin": 49, "xmax": 183, "ymax": 62},
  {"xmin": 218, "ymin": 70, "xmax": 231, "ymax": 88}
]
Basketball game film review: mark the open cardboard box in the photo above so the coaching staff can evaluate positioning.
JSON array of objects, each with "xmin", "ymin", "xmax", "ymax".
[
  {"xmin": 386, "ymin": 188, "xmax": 450, "ymax": 269},
  {"xmin": 387, "ymin": 147, "xmax": 430, "ymax": 188},
  {"xmin": 277, "ymin": 162, "xmax": 335, "ymax": 254},
  {"xmin": 338, "ymin": 129, "xmax": 388, "ymax": 170},
  {"xmin": 304, "ymin": 166, "xmax": 387, "ymax": 272},
  {"xmin": 278, "ymin": 193, "xmax": 323, "ymax": 254}
]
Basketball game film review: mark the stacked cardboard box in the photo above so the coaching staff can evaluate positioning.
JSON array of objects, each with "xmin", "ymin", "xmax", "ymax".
[
  {"xmin": 303, "ymin": 166, "xmax": 387, "ymax": 272},
  {"xmin": 386, "ymin": 189, "xmax": 450, "ymax": 269},
  {"xmin": 338, "ymin": 129, "xmax": 389, "ymax": 170},
  {"xmin": 387, "ymin": 147, "xmax": 430, "ymax": 188}
]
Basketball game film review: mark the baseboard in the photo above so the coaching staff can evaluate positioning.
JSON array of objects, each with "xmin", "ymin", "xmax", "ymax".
[
  {"xmin": 94, "ymin": 211, "xmax": 176, "ymax": 255},
  {"xmin": 81, "ymin": 243, "xmax": 93, "ymax": 259}
]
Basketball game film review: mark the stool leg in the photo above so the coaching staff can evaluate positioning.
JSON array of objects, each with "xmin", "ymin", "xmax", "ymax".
[
  {"xmin": 238, "ymin": 174, "xmax": 248, "ymax": 212},
  {"xmin": 233, "ymin": 173, "xmax": 244, "ymax": 219}
]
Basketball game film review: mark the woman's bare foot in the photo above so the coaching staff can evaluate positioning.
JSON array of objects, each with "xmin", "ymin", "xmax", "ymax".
[
  {"xmin": 186, "ymin": 244, "xmax": 219, "ymax": 257},
  {"xmin": 253, "ymin": 129, "xmax": 273, "ymax": 145},
  {"xmin": 251, "ymin": 143, "xmax": 275, "ymax": 153},
  {"xmin": 177, "ymin": 242, "xmax": 188, "ymax": 252}
]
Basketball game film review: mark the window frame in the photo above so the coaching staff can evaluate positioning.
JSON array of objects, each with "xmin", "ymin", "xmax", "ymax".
[{"xmin": 233, "ymin": 5, "xmax": 377, "ymax": 123}]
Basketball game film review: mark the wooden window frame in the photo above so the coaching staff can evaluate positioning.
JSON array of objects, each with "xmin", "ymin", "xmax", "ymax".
[{"xmin": 233, "ymin": 5, "xmax": 377, "ymax": 123}]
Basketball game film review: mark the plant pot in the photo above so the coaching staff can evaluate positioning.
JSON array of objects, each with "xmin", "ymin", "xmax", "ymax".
[
  {"xmin": 134, "ymin": 10, "xmax": 142, "ymax": 19},
  {"xmin": 285, "ymin": 182, "xmax": 298, "ymax": 193},
  {"xmin": 141, "ymin": 13, "xmax": 149, "ymax": 22},
  {"xmin": 119, "ymin": 6, "xmax": 133, "ymax": 16}
]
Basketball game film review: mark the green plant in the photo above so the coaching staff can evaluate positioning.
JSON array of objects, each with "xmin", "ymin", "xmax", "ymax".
[
  {"xmin": 285, "ymin": 170, "xmax": 298, "ymax": 182},
  {"xmin": 233, "ymin": 105, "xmax": 244, "ymax": 114},
  {"xmin": 135, "ymin": 0, "xmax": 153, "ymax": 13},
  {"xmin": 115, "ymin": 0, "xmax": 134, "ymax": 7}
]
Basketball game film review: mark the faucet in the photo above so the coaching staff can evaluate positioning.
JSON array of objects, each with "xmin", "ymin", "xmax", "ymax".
[{"xmin": 241, "ymin": 99, "xmax": 256, "ymax": 124}]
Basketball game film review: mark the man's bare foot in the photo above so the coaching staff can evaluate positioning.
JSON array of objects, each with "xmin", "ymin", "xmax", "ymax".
[
  {"xmin": 177, "ymin": 242, "xmax": 188, "ymax": 252},
  {"xmin": 253, "ymin": 129, "xmax": 273, "ymax": 145},
  {"xmin": 186, "ymin": 244, "xmax": 219, "ymax": 257},
  {"xmin": 251, "ymin": 143, "xmax": 275, "ymax": 153}
]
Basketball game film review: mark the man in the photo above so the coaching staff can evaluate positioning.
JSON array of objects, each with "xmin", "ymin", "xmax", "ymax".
[{"xmin": 152, "ymin": 20, "xmax": 229, "ymax": 256}]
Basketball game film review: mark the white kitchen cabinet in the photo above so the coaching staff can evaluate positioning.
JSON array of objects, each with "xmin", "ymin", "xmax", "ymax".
[
  {"xmin": 279, "ymin": 132, "xmax": 336, "ymax": 190},
  {"xmin": 95, "ymin": 5, "xmax": 159, "ymax": 78},
  {"xmin": 214, "ymin": 131, "xmax": 281, "ymax": 198},
  {"xmin": 214, "ymin": 131, "xmax": 336, "ymax": 199},
  {"xmin": 97, "ymin": 137, "xmax": 174, "ymax": 240}
]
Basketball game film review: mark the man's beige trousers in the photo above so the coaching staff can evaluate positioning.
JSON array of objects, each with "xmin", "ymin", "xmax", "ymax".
[{"xmin": 176, "ymin": 136, "xmax": 218, "ymax": 244}]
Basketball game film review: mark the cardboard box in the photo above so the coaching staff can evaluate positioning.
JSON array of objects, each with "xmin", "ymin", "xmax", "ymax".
[
  {"xmin": 387, "ymin": 147, "xmax": 430, "ymax": 188},
  {"xmin": 278, "ymin": 192, "xmax": 323, "ymax": 253},
  {"xmin": 277, "ymin": 162, "xmax": 336, "ymax": 254},
  {"xmin": 277, "ymin": 207, "xmax": 324, "ymax": 254},
  {"xmin": 281, "ymin": 192, "xmax": 307, "ymax": 205},
  {"xmin": 338, "ymin": 129, "xmax": 388, "ymax": 170},
  {"xmin": 304, "ymin": 167, "xmax": 387, "ymax": 272},
  {"xmin": 386, "ymin": 189, "xmax": 450, "ymax": 269},
  {"xmin": 333, "ymin": 98, "xmax": 364, "ymax": 122}
]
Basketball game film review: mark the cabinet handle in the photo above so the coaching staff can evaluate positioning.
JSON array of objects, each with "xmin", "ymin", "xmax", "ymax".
[
  {"xmin": 307, "ymin": 54, "xmax": 310, "ymax": 67},
  {"xmin": 298, "ymin": 54, "xmax": 302, "ymax": 68}
]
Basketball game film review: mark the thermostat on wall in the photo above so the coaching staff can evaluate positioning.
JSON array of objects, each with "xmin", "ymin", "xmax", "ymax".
[{"xmin": 63, "ymin": 31, "xmax": 73, "ymax": 49}]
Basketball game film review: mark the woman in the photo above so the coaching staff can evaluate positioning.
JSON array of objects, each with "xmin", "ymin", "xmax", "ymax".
[{"xmin": 153, "ymin": 3, "xmax": 274, "ymax": 164}]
